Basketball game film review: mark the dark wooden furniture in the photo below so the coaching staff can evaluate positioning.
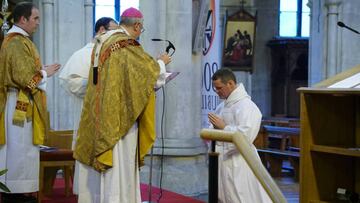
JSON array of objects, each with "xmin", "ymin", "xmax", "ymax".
[
  {"xmin": 267, "ymin": 38, "xmax": 308, "ymax": 117},
  {"xmin": 39, "ymin": 130, "xmax": 74, "ymax": 203},
  {"xmin": 257, "ymin": 125, "xmax": 300, "ymax": 180}
]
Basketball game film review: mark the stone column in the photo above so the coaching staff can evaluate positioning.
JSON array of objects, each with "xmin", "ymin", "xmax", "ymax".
[
  {"xmin": 139, "ymin": 0, "xmax": 207, "ymax": 197},
  {"xmin": 38, "ymin": 1, "xmax": 92, "ymax": 129},
  {"xmin": 42, "ymin": 0, "xmax": 57, "ymax": 127},
  {"xmin": 42, "ymin": 0, "xmax": 55, "ymax": 66},
  {"xmin": 308, "ymin": 0, "xmax": 327, "ymax": 85},
  {"xmin": 307, "ymin": 0, "xmax": 314, "ymax": 85},
  {"xmin": 84, "ymin": 0, "xmax": 93, "ymax": 43},
  {"xmin": 325, "ymin": 0, "xmax": 341, "ymax": 78},
  {"xmin": 252, "ymin": 0, "xmax": 278, "ymax": 115}
]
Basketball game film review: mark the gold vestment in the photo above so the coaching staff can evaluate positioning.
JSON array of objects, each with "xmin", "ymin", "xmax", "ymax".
[
  {"xmin": 74, "ymin": 32, "xmax": 160, "ymax": 172},
  {"xmin": 0, "ymin": 33, "xmax": 48, "ymax": 145}
]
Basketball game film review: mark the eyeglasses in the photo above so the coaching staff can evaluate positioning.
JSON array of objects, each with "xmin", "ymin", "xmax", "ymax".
[{"xmin": 136, "ymin": 23, "xmax": 145, "ymax": 33}]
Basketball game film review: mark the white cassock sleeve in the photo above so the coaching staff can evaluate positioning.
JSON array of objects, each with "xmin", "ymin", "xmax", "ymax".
[
  {"xmin": 59, "ymin": 44, "xmax": 93, "ymax": 98},
  {"xmin": 37, "ymin": 70, "xmax": 47, "ymax": 91},
  {"xmin": 155, "ymin": 60, "xmax": 167, "ymax": 88}
]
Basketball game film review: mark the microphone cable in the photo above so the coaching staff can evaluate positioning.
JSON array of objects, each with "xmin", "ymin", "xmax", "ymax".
[
  {"xmin": 156, "ymin": 86, "xmax": 166, "ymax": 203},
  {"xmin": 151, "ymin": 37, "xmax": 174, "ymax": 202}
]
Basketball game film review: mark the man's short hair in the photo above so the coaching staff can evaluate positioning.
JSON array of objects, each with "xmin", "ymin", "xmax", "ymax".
[
  {"xmin": 12, "ymin": 2, "xmax": 35, "ymax": 23},
  {"xmin": 212, "ymin": 68, "xmax": 237, "ymax": 84},
  {"xmin": 94, "ymin": 17, "xmax": 117, "ymax": 33}
]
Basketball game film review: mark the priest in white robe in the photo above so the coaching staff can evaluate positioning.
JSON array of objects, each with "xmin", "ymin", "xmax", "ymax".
[{"xmin": 208, "ymin": 68, "xmax": 272, "ymax": 203}]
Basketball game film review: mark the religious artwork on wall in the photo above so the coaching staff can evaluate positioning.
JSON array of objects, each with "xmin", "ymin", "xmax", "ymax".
[{"xmin": 222, "ymin": 9, "xmax": 256, "ymax": 72}]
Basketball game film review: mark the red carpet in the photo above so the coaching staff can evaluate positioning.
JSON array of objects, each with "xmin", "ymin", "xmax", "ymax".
[
  {"xmin": 41, "ymin": 179, "xmax": 76, "ymax": 203},
  {"xmin": 40, "ymin": 179, "xmax": 204, "ymax": 203}
]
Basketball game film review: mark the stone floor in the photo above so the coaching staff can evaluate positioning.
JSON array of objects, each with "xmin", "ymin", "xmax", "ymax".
[
  {"xmin": 192, "ymin": 176, "xmax": 299, "ymax": 203},
  {"xmin": 193, "ymin": 160, "xmax": 300, "ymax": 202}
]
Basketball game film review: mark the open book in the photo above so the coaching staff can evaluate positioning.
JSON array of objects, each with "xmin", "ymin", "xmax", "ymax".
[
  {"xmin": 39, "ymin": 145, "xmax": 58, "ymax": 152},
  {"xmin": 328, "ymin": 72, "xmax": 360, "ymax": 88},
  {"xmin": 155, "ymin": 71, "xmax": 180, "ymax": 91},
  {"xmin": 314, "ymin": 64, "xmax": 360, "ymax": 88}
]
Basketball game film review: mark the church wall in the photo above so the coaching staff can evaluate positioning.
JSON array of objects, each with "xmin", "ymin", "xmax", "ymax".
[
  {"xmin": 33, "ymin": 0, "xmax": 93, "ymax": 129},
  {"xmin": 308, "ymin": 0, "xmax": 360, "ymax": 85},
  {"xmin": 340, "ymin": 1, "xmax": 360, "ymax": 71},
  {"xmin": 251, "ymin": 0, "xmax": 278, "ymax": 117},
  {"xmin": 139, "ymin": 0, "xmax": 208, "ymax": 197}
]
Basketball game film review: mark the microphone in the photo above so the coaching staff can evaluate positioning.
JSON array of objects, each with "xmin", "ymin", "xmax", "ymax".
[
  {"xmin": 337, "ymin": 21, "xmax": 360, "ymax": 34},
  {"xmin": 151, "ymin": 38, "xmax": 176, "ymax": 56}
]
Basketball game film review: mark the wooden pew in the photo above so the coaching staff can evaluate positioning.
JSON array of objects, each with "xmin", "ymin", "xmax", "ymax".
[
  {"xmin": 262, "ymin": 117, "xmax": 300, "ymax": 127},
  {"xmin": 39, "ymin": 130, "xmax": 74, "ymax": 202},
  {"xmin": 256, "ymin": 125, "xmax": 300, "ymax": 180}
]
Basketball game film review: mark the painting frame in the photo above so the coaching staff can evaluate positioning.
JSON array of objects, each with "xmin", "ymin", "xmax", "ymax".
[{"xmin": 222, "ymin": 9, "xmax": 256, "ymax": 72}]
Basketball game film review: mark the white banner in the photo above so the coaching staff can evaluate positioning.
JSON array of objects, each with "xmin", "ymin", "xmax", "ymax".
[{"xmin": 201, "ymin": 0, "xmax": 221, "ymax": 128}]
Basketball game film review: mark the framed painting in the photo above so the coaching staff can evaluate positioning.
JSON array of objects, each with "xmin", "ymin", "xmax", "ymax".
[{"xmin": 222, "ymin": 9, "xmax": 256, "ymax": 72}]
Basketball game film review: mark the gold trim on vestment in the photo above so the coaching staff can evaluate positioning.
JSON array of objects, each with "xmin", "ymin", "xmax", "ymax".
[{"xmin": 26, "ymin": 71, "xmax": 43, "ymax": 91}]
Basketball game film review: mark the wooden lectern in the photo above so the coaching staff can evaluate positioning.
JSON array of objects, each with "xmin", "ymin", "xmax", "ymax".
[{"xmin": 297, "ymin": 65, "xmax": 360, "ymax": 202}]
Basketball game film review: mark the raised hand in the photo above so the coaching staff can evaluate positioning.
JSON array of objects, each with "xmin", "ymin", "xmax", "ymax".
[
  {"xmin": 157, "ymin": 53, "xmax": 172, "ymax": 65},
  {"xmin": 44, "ymin": 63, "xmax": 61, "ymax": 77}
]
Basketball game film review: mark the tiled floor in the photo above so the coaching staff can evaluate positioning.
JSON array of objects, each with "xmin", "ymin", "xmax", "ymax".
[{"xmin": 193, "ymin": 160, "xmax": 300, "ymax": 203}]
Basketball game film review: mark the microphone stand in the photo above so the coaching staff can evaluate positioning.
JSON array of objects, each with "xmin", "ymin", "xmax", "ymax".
[
  {"xmin": 142, "ymin": 147, "xmax": 155, "ymax": 203},
  {"xmin": 208, "ymin": 141, "xmax": 219, "ymax": 203}
]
